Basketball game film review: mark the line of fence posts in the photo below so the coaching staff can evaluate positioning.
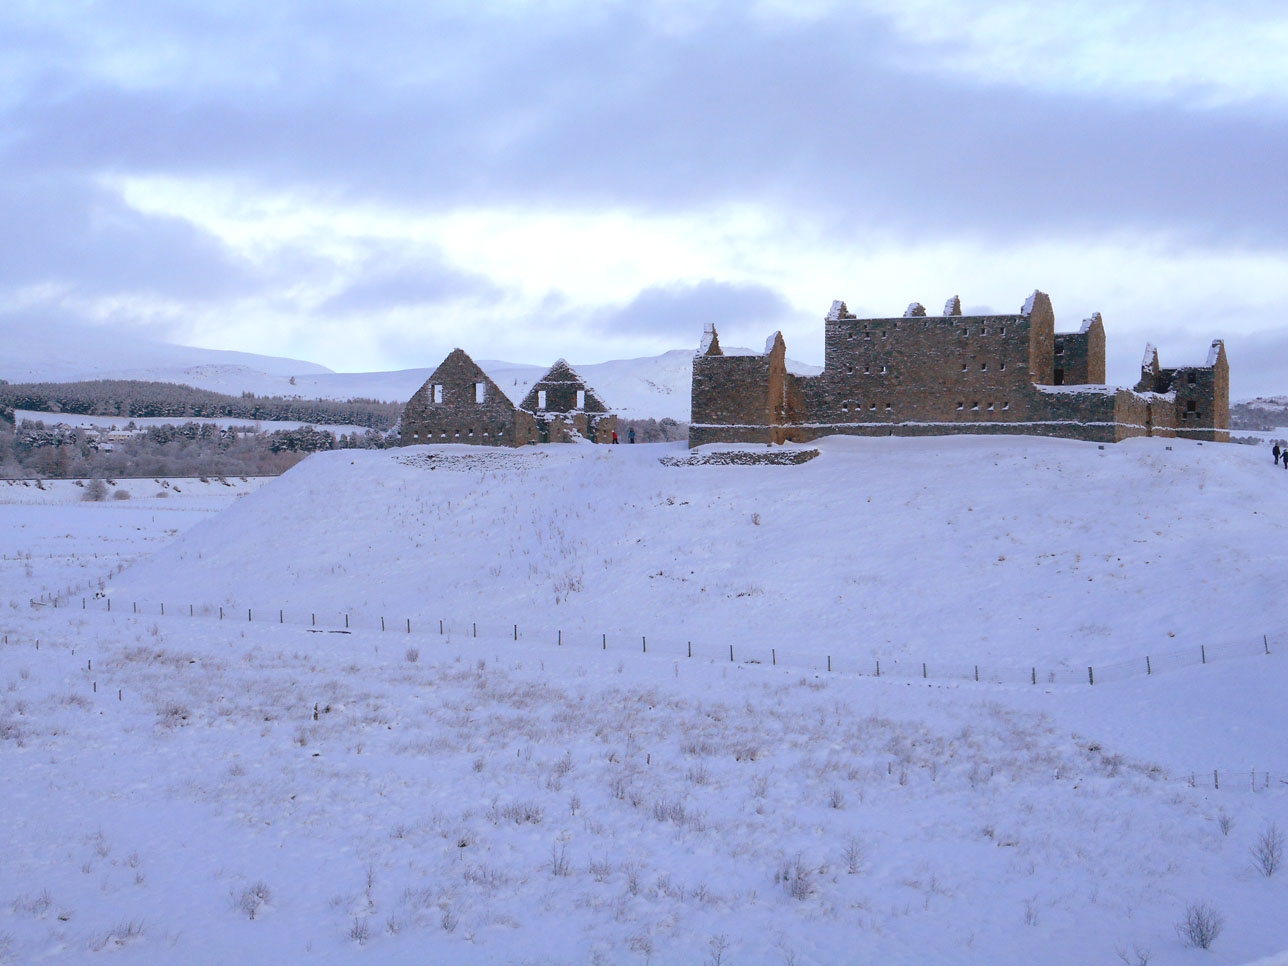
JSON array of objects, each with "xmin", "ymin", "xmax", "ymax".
[
  {"xmin": 52, "ymin": 595, "xmax": 1276, "ymax": 687},
  {"xmin": 9, "ymin": 611, "xmax": 1288, "ymax": 797}
]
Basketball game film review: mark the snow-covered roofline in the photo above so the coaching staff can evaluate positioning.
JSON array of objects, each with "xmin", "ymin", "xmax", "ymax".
[{"xmin": 1079, "ymin": 312, "xmax": 1102, "ymax": 333}]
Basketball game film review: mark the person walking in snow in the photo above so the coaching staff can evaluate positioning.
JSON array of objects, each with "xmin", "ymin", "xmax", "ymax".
[
  {"xmin": 628, "ymin": 427, "xmax": 636, "ymax": 444},
  {"xmin": 1274, "ymin": 442, "xmax": 1281, "ymax": 465},
  {"xmin": 611, "ymin": 430, "xmax": 619, "ymax": 444}
]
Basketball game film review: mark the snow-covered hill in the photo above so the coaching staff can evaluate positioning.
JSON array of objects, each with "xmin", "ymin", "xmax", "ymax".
[
  {"xmin": 0, "ymin": 317, "xmax": 818, "ymax": 420},
  {"xmin": 111, "ymin": 434, "xmax": 1286, "ymax": 671},
  {"xmin": 0, "ymin": 319, "xmax": 331, "ymax": 385},
  {"xmin": 4, "ymin": 433, "xmax": 1286, "ymax": 965}
]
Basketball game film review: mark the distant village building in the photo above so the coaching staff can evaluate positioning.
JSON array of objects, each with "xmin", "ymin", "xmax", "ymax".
[
  {"xmin": 401, "ymin": 349, "xmax": 617, "ymax": 446},
  {"xmin": 690, "ymin": 290, "xmax": 1229, "ymax": 447}
]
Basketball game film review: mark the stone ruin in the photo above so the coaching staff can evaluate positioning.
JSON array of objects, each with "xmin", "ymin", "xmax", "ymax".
[
  {"xmin": 690, "ymin": 291, "xmax": 1229, "ymax": 447},
  {"xmin": 400, "ymin": 349, "xmax": 617, "ymax": 447}
]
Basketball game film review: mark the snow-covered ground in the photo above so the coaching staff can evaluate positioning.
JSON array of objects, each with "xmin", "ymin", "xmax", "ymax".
[{"xmin": 2, "ymin": 436, "xmax": 1285, "ymax": 965}]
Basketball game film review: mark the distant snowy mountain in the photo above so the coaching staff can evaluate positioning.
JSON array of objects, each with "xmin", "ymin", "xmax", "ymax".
[
  {"xmin": 0, "ymin": 318, "xmax": 330, "ymax": 385},
  {"xmin": 0, "ymin": 317, "xmax": 821, "ymax": 421}
]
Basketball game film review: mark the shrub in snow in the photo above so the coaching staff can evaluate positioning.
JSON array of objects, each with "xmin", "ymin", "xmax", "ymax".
[
  {"xmin": 112, "ymin": 488, "xmax": 131, "ymax": 500},
  {"xmin": 348, "ymin": 917, "xmax": 370, "ymax": 944},
  {"xmin": 842, "ymin": 837, "xmax": 866, "ymax": 875},
  {"xmin": 549, "ymin": 843, "xmax": 572, "ymax": 877},
  {"xmin": 1176, "ymin": 901, "xmax": 1223, "ymax": 949},
  {"xmin": 236, "ymin": 881, "xmax": 272, "ymax": 920},
  {"xmin": 1251, "ymin": 821, "xmax": 1284, "ymax": 877},
  {"xmin": 775, "ymin": 854, "xmax": 814, "ymax": 901},
  {"xmin": 1115, "ymin": 943, "xmax": 1152, "ymax": 966},
  {"xmin": 82, "ymin": 478, "xmax": 108, "ymax": 501}
]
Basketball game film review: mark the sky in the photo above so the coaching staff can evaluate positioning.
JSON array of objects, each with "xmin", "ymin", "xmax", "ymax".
[{"xmin": 2, "ymin": 0, "xmax": 1286, "ymax": 397}]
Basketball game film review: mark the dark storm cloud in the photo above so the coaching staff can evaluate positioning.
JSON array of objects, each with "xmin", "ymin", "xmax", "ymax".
[
  {"xmin": 3, "ymin": 0, "xmax": 1287, "ymax": 365},
  {"xmin": 0, "ymin": 175, "xmax": 250, "ymax": 300},
  {"xmin": 318, "ymin": 257, "xmax": 501, "ymax": 315},
  {"xmin": 5, "ymin": 2, "xmax": 1287, "ymax": 247},
  {"xmin": 603, "ymin": 280, "xmax": 793, "ymax": 337}
]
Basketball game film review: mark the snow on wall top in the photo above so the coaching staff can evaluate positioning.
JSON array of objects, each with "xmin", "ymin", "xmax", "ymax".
[
  {"xmin": 1141, "ymin": 343, "xmax": 1158, "ymax": 368},
  {"xmin": 904, "ymin": 302, "xmax": 927, "ymax": 318},
  {"xmin": 943, "ymin": 295, "xmax": 961, "ymax": 317},
  {"xmin": 1207, "ymin": 340, "xmax": 1224, "ymax": 367},
  {"xmin": 1080, "ymin": 312, "xmax": 1102, "ymax": 333},
  {"xmin": 1021, "ymin": 290, "xmax": 1040, "ymax": 315},
  {"xmin": 763, "ymin": 332, "xmax": 783, "ymax": 356},
  {"xmin": 825, "ymin": 300, "xmax": 848, "ymax": 322}
]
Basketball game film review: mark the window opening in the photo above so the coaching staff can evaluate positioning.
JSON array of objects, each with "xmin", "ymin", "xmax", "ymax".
[
  {"xmin": 576, "ymin": 390, "xmax": 586, "ymax": 409},
  {"xmin": 474, "ymin": 383, "xmax": 485, "ymax": 403},
  {"xmin": 537, "ymin": 390, "xmax": 547, "ymax": 409},
  {"xmin": 432, "ymin": 384, "xmax": 443, "ymax": 404}
]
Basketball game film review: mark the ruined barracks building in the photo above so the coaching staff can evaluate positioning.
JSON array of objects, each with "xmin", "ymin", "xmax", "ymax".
[
  {"xmin": 690, "ymin": 291, "xmax": 1229, "ymax": 448},
  {"xmin": 401, "ymin": 349, "xmax": 616, "ymax": 446}
]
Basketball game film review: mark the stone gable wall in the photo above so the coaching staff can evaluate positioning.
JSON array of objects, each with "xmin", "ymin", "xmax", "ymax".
[{"xmin": 402, "ymin": 349, "xmax": 525, "ymax": 447}]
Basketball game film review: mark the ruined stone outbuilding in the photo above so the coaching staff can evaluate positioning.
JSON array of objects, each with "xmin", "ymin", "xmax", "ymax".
[
  {"xmin": 690, "ymin": 291, "xmax": 1229, "ymax": 447},
  {"xmin": 401, "ymin": 350, "xmax": 616, "ymax": 447},
  {"xmin": 519, "ymin": 359, "xmax": 617, "ymax": 444}
]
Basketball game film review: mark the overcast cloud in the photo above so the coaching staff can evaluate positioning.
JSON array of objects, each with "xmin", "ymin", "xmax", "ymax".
[{"xmin": 1, "ymin": 0, "xmax": 1285, "ymax": 396}]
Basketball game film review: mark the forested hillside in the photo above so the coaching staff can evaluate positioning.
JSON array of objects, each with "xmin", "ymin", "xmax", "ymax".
[{"xmin": 0, "ymin": 378, "xmax": 400, "ymax": 430}]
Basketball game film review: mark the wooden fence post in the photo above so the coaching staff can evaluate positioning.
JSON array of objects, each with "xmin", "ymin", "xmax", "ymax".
[
  {"xmin": 1088, "ymin": 666, "xmax": 1094, "ymax": 685},
  {"xmin": 1201, "ymin": 644, "xmax": 1206, "ymax": 664},
  {"xmin": 1146, "ymin": 655, "xmax": 1151, "ymax": 675},
  {"xmin": 772, "ymin": 648, "xmax": 776, "ymax": 666}
]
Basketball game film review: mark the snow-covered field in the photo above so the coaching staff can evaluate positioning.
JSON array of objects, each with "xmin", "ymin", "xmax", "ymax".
[{"xmin": 2, "ymin": 436, "xmax": 1285, "ymax": 965}]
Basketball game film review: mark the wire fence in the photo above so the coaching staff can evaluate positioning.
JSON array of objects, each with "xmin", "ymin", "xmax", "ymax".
[
  {"xmin": 37, "ymin": 592, "xmax": 1279, "ymax": 691},
  {"xmin": 6, "ymin": 603, "xmax": 1285, "ymax": 797}
]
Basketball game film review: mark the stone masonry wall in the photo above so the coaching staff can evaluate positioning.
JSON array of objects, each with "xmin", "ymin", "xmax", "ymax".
[
  {"xmin": 691, "ymin": 353, "xmax": 776, "ymax": 447},
  {"xmin": 402, "ymin": 348, "xmax": 524, "ymax": 447}
]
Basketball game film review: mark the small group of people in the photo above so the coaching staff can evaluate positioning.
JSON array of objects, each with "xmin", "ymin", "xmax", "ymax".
[
  {"xmin": 1273, "ymin": 442, "xmax": 1287, "ymax": 468},
  {"xmin": 610, "ymin": 427, "xmax": 636, "ymax": 444}
]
